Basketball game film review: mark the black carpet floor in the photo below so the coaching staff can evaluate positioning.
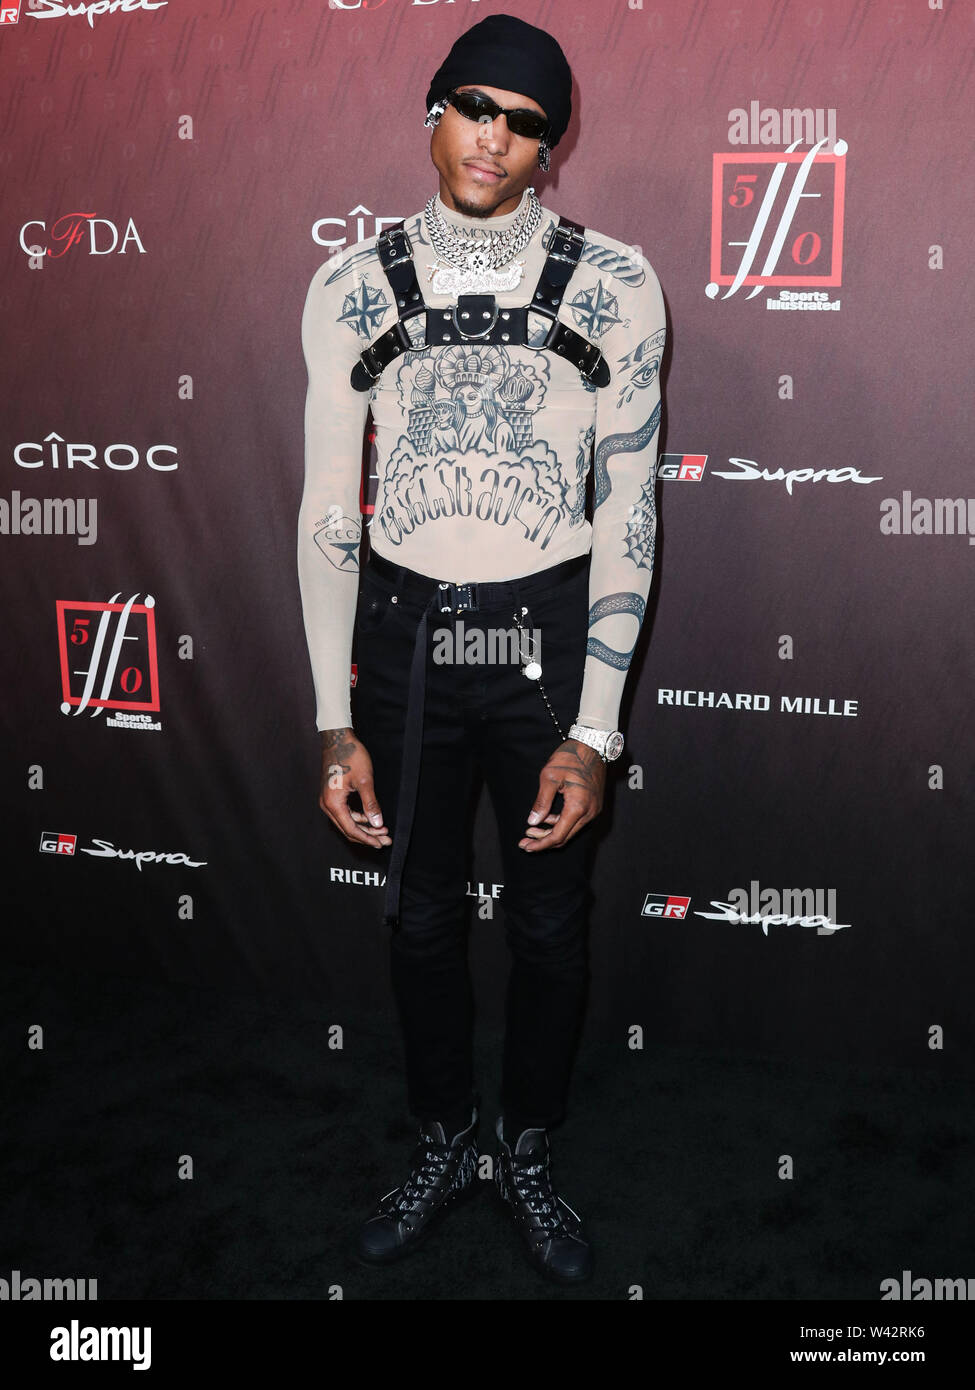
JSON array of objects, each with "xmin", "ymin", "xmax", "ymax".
[{"xmin": 1, "ymin": 962, "xmax": 972, "ymax": 1302}]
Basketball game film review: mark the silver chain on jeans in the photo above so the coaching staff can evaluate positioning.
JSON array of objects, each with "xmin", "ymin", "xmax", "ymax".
[{"xmin": 513, "ymin": 605, "xmax": 566, "ymax": 744}]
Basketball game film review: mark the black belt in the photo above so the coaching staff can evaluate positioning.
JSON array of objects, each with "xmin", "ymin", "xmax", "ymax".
[{"xmin": 365, "ymin": 547, "xmax": 591, "ymax": 931}]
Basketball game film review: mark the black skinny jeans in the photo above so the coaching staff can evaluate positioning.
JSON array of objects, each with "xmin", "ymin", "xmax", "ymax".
[{"xmin": 350, "ymin": 548, "xmax": 598, "ymax": 1130}]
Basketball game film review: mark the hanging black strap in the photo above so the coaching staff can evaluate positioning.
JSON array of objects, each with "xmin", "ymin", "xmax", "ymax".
[
  {"xmin": 350, "ymin": 223, "xmax": 423, "ymax": 392},
  {"xmin": 349, "ymin": 215, "xmax": 610, "ymax": 390},
  {"xmin": 524, "ymin": 218, "xmax": 611, "ymax": 387}
]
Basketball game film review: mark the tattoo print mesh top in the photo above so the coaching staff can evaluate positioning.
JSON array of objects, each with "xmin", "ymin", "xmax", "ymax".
[{"xmin": 298, "ymin": 187, "xmax": 666, "ymax": 734}]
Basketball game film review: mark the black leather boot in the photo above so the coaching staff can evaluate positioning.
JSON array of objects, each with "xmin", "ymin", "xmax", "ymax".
[
  {"xmin": 353, "ymin": 1108, "xmax": 481, "ymax": 1265},
  {"xmin": 494, "ymin": 1115, "xmax": 594, "ymax": 1284}
]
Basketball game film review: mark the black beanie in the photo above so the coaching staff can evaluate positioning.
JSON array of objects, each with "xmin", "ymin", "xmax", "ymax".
[{"xmin": 425, "ymin": 13, "xmax": 572, "ymax": 147}]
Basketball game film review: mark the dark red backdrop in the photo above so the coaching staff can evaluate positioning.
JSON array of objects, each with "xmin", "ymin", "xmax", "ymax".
[{"xmin": 2, "ymin": 0, "xmax": 972, "ymax": 1070}]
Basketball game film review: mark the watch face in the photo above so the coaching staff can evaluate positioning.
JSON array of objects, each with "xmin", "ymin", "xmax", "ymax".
[{"xmin": 605, "ymin": 732, "xmax": 625, "ymax": 761}]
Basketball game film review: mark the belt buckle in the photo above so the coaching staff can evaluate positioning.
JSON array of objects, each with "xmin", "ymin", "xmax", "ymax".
[{"xmin": 437, "ymin": 580, "xmax": 478, "ymax": 613}]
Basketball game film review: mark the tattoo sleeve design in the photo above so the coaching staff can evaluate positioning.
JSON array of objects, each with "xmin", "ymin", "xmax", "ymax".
[
  {"xmin": 617, "ymin": 329, "xmax": 666, "ymax": 409},
  {"xmin": 579, "ymin": 240, "xmax": 647, "ymax": 287},
  {"xmin": 623, "ymin": 476, "xmax": 657, "ymax": 570},
  {"xmin": 313, "ymin": 512, "xmax": 362, "ymax": 572},
  {"xmin": 323, "ymin": 245, "xmax": 375, "ymax": 286},
  {"xmin": 593, "ymin": 400, "xmax": 661, "ymax": 508},
  {"xmin": 586, "ymin": 590, "xmax": 646, "ymax": 670}
]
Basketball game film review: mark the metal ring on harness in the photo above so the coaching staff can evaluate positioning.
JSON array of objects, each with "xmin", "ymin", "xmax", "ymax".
[{"xmin": 451, "ymin": 300, "xmax": 499, "ymax": 340}]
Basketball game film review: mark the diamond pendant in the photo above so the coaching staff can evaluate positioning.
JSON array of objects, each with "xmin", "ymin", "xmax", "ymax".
[{"xmin": 428, "ymin": 256, "xmax": 526, "ymax": 296}]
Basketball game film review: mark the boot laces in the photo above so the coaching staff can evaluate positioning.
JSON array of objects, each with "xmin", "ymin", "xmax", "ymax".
[
  {"xmin": 383, "ymin": 1142, "xmax": 452, "ymax": 1216},
  {"xmin": 510, "ymin": 1154, "xmax": 575, "ymax": 1236}
]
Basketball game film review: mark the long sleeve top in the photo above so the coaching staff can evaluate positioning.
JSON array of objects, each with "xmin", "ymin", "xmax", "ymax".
[{"xmin": 298, "ymin": 186, "xmax": 666, "ymax": 734}]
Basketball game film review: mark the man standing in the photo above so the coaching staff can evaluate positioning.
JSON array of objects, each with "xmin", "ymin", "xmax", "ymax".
[{"xmin": 298, "ymin": 13, "xmax": 666, "ymax": 1285}]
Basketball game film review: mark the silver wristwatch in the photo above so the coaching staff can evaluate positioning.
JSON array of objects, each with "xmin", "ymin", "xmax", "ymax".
[{"xmin": 568, "ymin": 723, "xmax": 625, "ymax": 763}]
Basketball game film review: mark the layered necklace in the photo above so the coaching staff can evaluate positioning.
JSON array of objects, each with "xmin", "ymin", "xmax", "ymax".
[{"xmin": 423, "ymin": 186, "xmax": 542, "ymax": 295}]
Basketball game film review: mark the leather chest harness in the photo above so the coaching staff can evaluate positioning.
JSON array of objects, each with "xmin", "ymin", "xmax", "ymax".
[{"xmin": 349, "ymin": 215, "xmax": 612, "ymax": 392}]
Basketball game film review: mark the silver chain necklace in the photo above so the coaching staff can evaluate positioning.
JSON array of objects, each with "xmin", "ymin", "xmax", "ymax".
[{"xmin": 424, "ymin": 187, "xmax": 542, "ymax": 294}]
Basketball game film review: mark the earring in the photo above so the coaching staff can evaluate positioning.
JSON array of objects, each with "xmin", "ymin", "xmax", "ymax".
[
  {"xmin": 537, "ymin": 139, "xmax": 551, "ymax": 172},
  {"xmin": 424, "ymin": 98, "xmax": 447, "ymax": 129}
]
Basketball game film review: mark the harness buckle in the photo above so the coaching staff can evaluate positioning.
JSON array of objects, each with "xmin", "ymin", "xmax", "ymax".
[
  {"xmin": 379, "ymin": 226, "xmax": 413, "ymax": 269},
  {"xmin": 545, "ymin": 223, "xmax": 585, "ymax": 265},
  {"xmin": 581, "ymin": 350, "xmax": 604, "ymax": 382}
]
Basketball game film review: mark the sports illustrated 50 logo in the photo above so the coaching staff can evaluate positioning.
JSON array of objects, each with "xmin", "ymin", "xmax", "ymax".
[
  {"xmin": 56, "ymin": 593, "xmax": 161, "ymax": 731},
  {"xmin": 709, "ymin": 104, "xmax": 846, "ymax": 309}
]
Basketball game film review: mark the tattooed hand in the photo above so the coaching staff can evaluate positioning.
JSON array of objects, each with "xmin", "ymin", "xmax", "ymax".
[
  {"xmin": 519, "ymin": 738, "xmax": 606, "ymax": 852},
  {"xmin": 319, "ymin": 727, "xmax": 392, "ymax": 849}
]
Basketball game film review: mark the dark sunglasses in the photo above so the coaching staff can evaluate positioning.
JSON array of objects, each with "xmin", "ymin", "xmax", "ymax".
[{"xmin": 447, "ymin": 88, "xmax": 550, "ymax": 142}]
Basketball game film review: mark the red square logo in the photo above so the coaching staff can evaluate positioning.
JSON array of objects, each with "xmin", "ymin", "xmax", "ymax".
[
  {"xmin": 709, "ymin": 147, "xmax": 845, "ymax": 296},
  {"xmin": 57, "ymin": 595, "xmax": 160, "ymax": 716}
]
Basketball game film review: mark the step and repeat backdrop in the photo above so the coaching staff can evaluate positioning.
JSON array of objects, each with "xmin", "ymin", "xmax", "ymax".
[{"xmin": 3, "ymin": 0, "xmax": 972, "ymax": 1070}]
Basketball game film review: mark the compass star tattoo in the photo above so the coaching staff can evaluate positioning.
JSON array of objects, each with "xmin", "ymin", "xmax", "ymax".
[
  {"xmin": 339, "ymin": 279, "xmax": 389, "ymax": 339},
  {"xmin": 568, "ymin": 281, "xmax": 629, "ymax": 338}
]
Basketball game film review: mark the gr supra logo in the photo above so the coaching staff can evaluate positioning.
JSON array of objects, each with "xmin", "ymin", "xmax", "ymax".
[
  {"xmin": 57, "ymin": 594, "xmax": 159, "ymax": 720},
  {"xmin": 14, "ymin": 1, "xmax": 168, "ymax": 29},
  {"xmin": 40, "ymin": 832, "xmax": 77, "ymax": 856},
  {"xmin": 708, "ymin": 136, "xmax": 847, "ymax": 304},
  {"xmin": 642, "ymin": 882, "xmax": 850, "ymax": 936},
  {"xmin": 642, "ymin": 893, "xmax": 691, "ymax": 919},
  {"xmin": 38, "ymin": 833, "xmax": 206, "ymax": 870}
]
